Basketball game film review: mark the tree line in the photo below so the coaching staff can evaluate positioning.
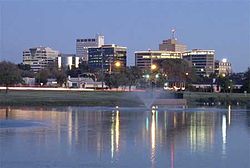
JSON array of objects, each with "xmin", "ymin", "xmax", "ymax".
[{"xmin": 0, "ymin": 61, "xmax": 250, "ymax": 93}]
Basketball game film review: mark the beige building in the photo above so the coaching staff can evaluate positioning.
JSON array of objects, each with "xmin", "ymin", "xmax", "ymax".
[
  {"xmin": 159, "ymin": 39, "xmax": 187, "ymax": 53},
  {"xmin": 135, "ymin": 50, "xmax": 182, "ymax": 70}
]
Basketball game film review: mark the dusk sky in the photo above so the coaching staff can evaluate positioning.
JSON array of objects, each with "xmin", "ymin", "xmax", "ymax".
[{"xmin": 0, "ymin": 0, "xmax": 249, "ymax": 72}]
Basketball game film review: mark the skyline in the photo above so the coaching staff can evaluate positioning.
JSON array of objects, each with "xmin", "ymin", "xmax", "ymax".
[{"xmin": 0, "ymin": 0, "xmax": 249, "ymax": 72}]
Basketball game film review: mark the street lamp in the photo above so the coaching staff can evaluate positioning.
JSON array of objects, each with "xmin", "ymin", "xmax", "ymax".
[
  {"xmin": 151, "ymin": 64, "xmax": 157, "ymax": 71},
  {"xmin": 114, "ymin": 61, "xmax": 121, "ymax": 68},
  {"xmin": 109, "ymin": 60, "xmax": 121, "ymax": 74}
]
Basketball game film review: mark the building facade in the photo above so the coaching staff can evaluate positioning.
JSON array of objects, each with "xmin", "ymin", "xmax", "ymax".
[
  {"xmin": 182, "ymin": 49, "xmax": 215, "ymax": 76},
  {"xmin": 215, "ymin": 59, "xmax": 232, "ymax": 76},
  {"xmin": 23, "ymin": 46, "xmax": 59, "ymax": 72},
  {"xmin": 135, "ymin": 50, "xmax": 182, "ymax": 70},
  {"xmin": 58, "ymin": 54, "xmax": 80, "ymax": 70},
  {"xmin": 88, "ymin": 44, "xmax": 127, "ymax": 72},
  {"xmin": 159, "ymin": 39, "xmax": 187, "ymax": 53},
  {"xmin": 76, "ymin": 34, "xmax": 104, "ymax": 62}
]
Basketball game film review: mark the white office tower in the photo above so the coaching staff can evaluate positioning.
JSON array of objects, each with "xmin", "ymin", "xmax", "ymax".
[
  {"xmin": 23, "ymin": 46, "xmax": 59, "ymax": 72},
  {"xmin": 76, "ymin": 34, "xmax": 104, "ymax": 63}
]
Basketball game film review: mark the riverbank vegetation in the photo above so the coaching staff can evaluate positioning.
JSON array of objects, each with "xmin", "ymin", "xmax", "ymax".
[{"xmin": 0, "ymin": 90, "xmax": 249, "ymax": 107}]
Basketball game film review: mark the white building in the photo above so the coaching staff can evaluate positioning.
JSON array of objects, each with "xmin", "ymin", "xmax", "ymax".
[
  {"xmin": 22, "ymin": 77, "xmax": 36, "ymax": 86},
  {"xmin": 67, "ymin": 76, "xmax": 106, "ymax": 89},
  {"xmin": 58, "ymin": 54, "xmax": 80, "ymax": 70},
  {"xmin": 76, "ymin": 34, "xmax": 104, "ymax": 62},
  {"xmin": 23, "ymin": 46, "xmax": 59, "ymax": 72}
]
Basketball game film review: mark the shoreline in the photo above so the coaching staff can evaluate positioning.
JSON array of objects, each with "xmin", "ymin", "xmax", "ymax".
[{"xmin": 0, "ymin": 88, "xmax": 249, "ymax": 107}]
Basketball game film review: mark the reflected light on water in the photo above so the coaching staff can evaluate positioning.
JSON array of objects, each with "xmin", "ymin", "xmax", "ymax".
[
  {"xmin": 0, "ymin": 107, "xmax": 249, "ymax": 168},
  {"xmin": 189, "ymin": 113, "xmax": 215, "ymax": 153},
  {"xmin": 151, "ymin": 109, "xmax": 157, "ymax": 166},
  {"xmin": 222, "ymin": 114, "xmax": 227, "ymax": 156},
  {"xmin": 68, "ymin": 111, "xmax": 73, "ymax": 148},
  {"xmin": 115, "ymin": 110, "xmax": 120, "ymax": 152},
  {"xmin": 171, "ymin": 143, "xmax": 175, "ymax": 168},
  {"xmin": 228, "ymin": 105, "xmax": 231, "ymax": 125},
  {"xmin": 111, "ymin": 110, "xmax": 120, "ymax": 159}
]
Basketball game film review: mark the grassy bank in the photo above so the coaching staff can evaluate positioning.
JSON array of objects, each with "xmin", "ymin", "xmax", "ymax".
[
  {"xmin": 0, "ymin": 90, "xmax": 249, "ymax": 107},
  {"xmin": 0, "ymin": 90, "xmax": 142, "ymax": 107},
  {"xmin": 183, "ymin": 92, "xmax": 250, "ymax": 106}
]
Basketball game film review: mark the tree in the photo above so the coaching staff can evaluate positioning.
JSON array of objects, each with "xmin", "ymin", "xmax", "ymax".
[
  {"xmin": 54, "ymin": 70, "xmax": 67, "ymax": 87},
  {"xmin": 0, "ymin": 61, "xmax": 22, "ymax": 92},
  {"xmin": 242, "ymin": 67, "xmax": 250, "ymax": 93},
  {"xmin": 124, "ymin": 66, "xmax": 143, "ymax": 91},
  {"xmin": 217, "ymin": 75, "xmax": 234, "ymax": 93},
  {"xmin": 17, "ymin": 63, "xmax": 34, "ymax": 78},
  {"xmin": 35, "ymin": 69, "xmax": 49, "ymax": 85},
  {"xmin": 159, "ymin": 59, "xmax": 195, "ymax": 89}
]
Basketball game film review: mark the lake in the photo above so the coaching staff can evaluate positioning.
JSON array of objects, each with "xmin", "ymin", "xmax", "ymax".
[{"xmin": 0, "ymin": 106, "xmax": 249, "ymax": 168}]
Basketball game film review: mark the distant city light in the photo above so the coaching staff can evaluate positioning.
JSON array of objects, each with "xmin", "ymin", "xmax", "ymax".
[{"xmin": 222, "ymin": 58, "xmax": 227, "ymax": 63}]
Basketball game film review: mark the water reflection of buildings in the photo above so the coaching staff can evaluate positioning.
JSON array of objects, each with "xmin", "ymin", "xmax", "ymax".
[
  {"xmin": 142, "ymin": 108, "xmax": 232, "ymax": 168},
  {"xmin": 0, "ymin": 105, "xmax": 238, "ymax": 167},
  {"xmin": 0, "ymin": 107, "xmax": 121, "ymax": 160}
]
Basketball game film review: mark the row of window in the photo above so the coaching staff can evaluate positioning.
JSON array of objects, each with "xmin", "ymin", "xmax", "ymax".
[{"xmin": 76, "ymin": 39, "xmax": 96, "ymax": 42}]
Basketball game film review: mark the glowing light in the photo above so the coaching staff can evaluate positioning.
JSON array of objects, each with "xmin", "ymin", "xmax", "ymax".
[
  {"xmin": 222, "ymin": 58, "xmax": 227, "ymax": 63},
  {"xmin": 115, "ymin": 61, "xmax": 121, "ymax": 67},
  {"xmin": 151, "ymin": 64, "xmax": 157, "ymax": 70}
]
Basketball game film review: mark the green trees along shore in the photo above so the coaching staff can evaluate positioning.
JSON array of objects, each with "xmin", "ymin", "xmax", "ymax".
[{"xmin": 0, "ymin": 60, "xmax": 250, "ymax": 93}]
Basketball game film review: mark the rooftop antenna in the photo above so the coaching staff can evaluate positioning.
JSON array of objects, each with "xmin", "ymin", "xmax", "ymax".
[{"xmin": 171, "ymin": 28, "xmax": 177, "ymax": 40}]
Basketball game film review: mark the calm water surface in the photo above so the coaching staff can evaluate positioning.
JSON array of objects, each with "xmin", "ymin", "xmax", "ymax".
[{"xmin": 0, "ymin": 106, "xmax": 249, "ymax": 168}]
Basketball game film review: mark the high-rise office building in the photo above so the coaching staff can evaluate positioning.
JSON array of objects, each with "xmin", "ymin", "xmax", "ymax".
[
  {"xmin": 58, "ymin": 54, "xmax": 80, "ymax": 70},
  {"xmin": 159, "ymin": 29, "xmax": 187, "ymax": 52},
  {"xmin": 215, "ymin": 59, "xmax": 232, "ymax": 76},
  {"xmin": 88, "ymin": 44, "xmax": 127, "ymax": 72},
  {"xmin": 135, "ymin": 50, "xmax": 182, "ymax": 70},
  {"xmin": 159, "ymin": 39, "xmax": 187, "ymax": 53},
  {"xmin": 23, "ymin": 46, "xmax": 59, "ymax": 72},
  {"xmin": 76, "ymin": 34, "xmax": 104, "ymax": 62},
  {"xmin": 182, "ymin": 49, "xmax": 215, "ymax": 76}
]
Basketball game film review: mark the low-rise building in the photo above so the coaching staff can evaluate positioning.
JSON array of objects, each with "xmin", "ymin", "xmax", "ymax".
[
  {"xmin": 67, "ymin": 75, "xmax": 107, "ymax": 89},
  {"xmin": 58, "ymin": 54, "xmax": 80, "ymax": 70},
  {"xmin": 22, "ymin": 77, "xmax": 36, "ymax": 86},
  {"xmin": 215, "ymin": 59, "xmax": 232, "ymax": 76}
]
